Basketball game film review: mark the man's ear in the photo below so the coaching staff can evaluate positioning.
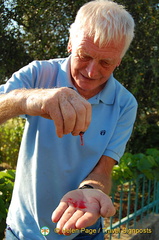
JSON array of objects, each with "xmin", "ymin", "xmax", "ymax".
[
  {"xmin": 67, "ymin": 38, "xmax": 72, "ymax": 53},
  {"xmin": 116, "ymin": 59, "xmax": 121, "ymax": 67}
]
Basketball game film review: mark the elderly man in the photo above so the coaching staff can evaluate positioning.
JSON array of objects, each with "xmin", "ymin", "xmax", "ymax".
[{"xmin": 0, "ymin": 0, "xmax": 137, "ymax": 239}]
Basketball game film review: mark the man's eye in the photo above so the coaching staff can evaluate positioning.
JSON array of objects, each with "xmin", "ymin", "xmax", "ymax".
[
  {"xmin": 79, "ymin": 55, "xmax": 91, "ymax": 61},
  {"xmin": 100, "ymin": 60, "xmax": 110, "ymax": 68}
]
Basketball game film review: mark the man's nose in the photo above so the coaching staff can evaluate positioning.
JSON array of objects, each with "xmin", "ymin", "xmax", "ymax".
[{"xmin": 86, "ymin": 60, "xmax": 99, "ymax": 79}]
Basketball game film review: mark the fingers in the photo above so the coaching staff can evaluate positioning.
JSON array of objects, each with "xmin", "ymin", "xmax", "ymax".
[
  {"xmin": 56, "ymin": 88, "xmax": 91, "ymax": 137},
  {"xmin": 54, "ymin": 210, "xmax": 99, "ymax": 235},
  {"xmin": 58, "ymin": 95, "xmax": 77, "ymax": 135},
  {"xmin": 22, "ymin": 88, "xmax": 91, "ymax": 138},
  {"xmin": 63, "ymin": 210, "xmax": 84, "ymax": 229},
  {"xmin": 49, "ymin": 105, "xmax": 64, "ymax": 138},
  {"xmin": 52, "ymin": 207, "xmax": 97, "ymax": 236},
  {"xmin": 69, "ymin": 96, "xmax": 91, "ymax": 136},
  {"xmin": 75, "ymin": 211, "xmax": 99, "ymax": 229},
  {"xmin": 57, "ymin": 209, "xmax": 84, "ymax": 235},
  {"xmin": 52, "ymin": 201, "xmax": 69, "ymax": 223},
  {"xmin": 52, "ymin": 200, "xmax": 85, "ymax": 236},
  {"xmin": 56, "ymin": 205, "xmax": 76, "ymax": 235}
]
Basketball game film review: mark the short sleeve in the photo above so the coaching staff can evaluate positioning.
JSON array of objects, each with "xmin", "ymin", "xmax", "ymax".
[
  {"xmin": 103, "ymin": 98, "xmax": 138, "ymax": 162},
  {"xmin": 0, "ymin": 60, "xmax": 58, "ymax": 95}
]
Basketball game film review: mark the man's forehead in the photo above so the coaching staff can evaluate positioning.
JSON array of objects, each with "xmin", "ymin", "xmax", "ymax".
[
  {"xmin": 77, "ymin": 41, "xmax": 121, "ymax": 58},
  {"xmin": 74, "ymin": 35, "xmax": 124, "ymax": 59},
  {"xmin": 75, "ymin": 33, "xmax": 122, "ymax": 49}
]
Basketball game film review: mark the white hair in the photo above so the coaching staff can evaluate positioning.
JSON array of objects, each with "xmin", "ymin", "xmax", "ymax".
[{"xmin": 69, "ymin": 0, "xmax": 135, "ymax": 57}]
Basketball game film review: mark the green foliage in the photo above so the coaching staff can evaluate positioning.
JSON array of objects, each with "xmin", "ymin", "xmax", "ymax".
[
  {"xmin": 0, "ymin": 0, "xmax": 33, "ymax": 84},
  {"xmin": 0, "ymin": 169, "xmax": 15, "ymax": 239},
  {"xmin": 0, "ymin": 118, "xmax": 24, "ymax": 168},
  {"xmin": 115, "ymin": 0, "xmax": 159, "ymax": 110},
  {"xmin": 0, "ymin": 0, "xmax": 159, "ymax": 154},
  {"xmin": 0, "ymin": 0, "xmax": 89, "ymax": 75},
  {"xmin": 114, "ymin": 0, "xmax": 159, "ymax": 153},
  {"xmin": 112, "ymin": 148, "xmax": 159, "ymax": 190}
]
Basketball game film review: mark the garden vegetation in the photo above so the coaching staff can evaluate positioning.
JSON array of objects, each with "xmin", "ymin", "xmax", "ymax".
[{"xmin": 0, "ymin": 0, "xmax": 159, "ymax": 238}]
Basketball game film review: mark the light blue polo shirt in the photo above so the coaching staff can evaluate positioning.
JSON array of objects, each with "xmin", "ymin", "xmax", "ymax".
[{"xmin": 0, "ymin": 56, "xmax": 137, "ymax": 240}]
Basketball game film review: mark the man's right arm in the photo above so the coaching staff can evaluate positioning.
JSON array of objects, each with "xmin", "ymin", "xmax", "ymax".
[
  {"xmin": 0, "ymin": 88, "xmax": 91, "ymax": 137},
  {"xmin": 0, "ymin": 90, "xmax": 25, "ymax": 124}
]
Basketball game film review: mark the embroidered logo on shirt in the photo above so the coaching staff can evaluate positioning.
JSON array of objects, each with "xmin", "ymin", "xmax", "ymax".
[
  {"xmin": 40, "ymin": 226, "xmax": 50, "ymax": 236},
  {"xmin": 100, "ymin": 130, "xmax": 106, "ymax": 136}
]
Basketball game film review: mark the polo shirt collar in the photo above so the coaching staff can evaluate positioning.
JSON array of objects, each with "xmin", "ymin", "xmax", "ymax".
[
  {"xmin": 99, "ymin": 74, "xmax": 116, "ymax": 105},
  {"xmin": 86, "ymin": 75, "xmax": 116, "ymax": 105},
  {"xmin": 57, "ymin": 56, "xmax": 116, "ymax": 105}
]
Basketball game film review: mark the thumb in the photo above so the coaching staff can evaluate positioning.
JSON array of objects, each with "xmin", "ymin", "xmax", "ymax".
[{"xmin": 100, "ymin": 195, "xmax": 116, "ymax": 217}]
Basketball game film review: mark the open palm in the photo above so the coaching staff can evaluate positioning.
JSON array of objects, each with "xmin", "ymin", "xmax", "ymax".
[{"xmin": 52, "ymin": 189, "xmax": 115, "ymax": 235}]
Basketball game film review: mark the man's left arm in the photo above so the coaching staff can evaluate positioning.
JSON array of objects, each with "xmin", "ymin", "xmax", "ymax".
[
  {"xmin": 52, "ymin": 155, "xmax": 116, "ymax": 235},
  {"xmin": 79, "ymin": 155, "xmax": 116, "ymax": 194}
]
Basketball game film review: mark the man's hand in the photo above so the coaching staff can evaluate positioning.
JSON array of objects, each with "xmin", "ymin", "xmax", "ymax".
[
  {"xmin": 20, "ymin": 87, "xmax": 91, "ymax": 137},
  {"xmin": 51, "ymin": 189, "xmax": 116, "ymax": 235}
]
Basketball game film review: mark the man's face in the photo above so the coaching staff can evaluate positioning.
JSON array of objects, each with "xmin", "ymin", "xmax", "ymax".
[{"xmin": 69, "ymin": 34, "xmax": 125, "ymax": 98}]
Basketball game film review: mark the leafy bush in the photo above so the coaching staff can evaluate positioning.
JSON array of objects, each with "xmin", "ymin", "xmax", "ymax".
[
  {"xmin": 0, "ymin": 118, "xmax": 24, "ymax": 169},
  {"xmin": 0, "ymin": 170, "xmax": 15, "ymax": 239},
  {"xmin": 112, "ymin": 148, "xmax": 159, "ymax": 189}
]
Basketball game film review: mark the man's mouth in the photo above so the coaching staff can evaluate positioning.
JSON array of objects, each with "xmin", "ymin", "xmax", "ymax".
[{"xmin": 80, "ymin": 73, "xmax": 97, "ymax": 81}]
